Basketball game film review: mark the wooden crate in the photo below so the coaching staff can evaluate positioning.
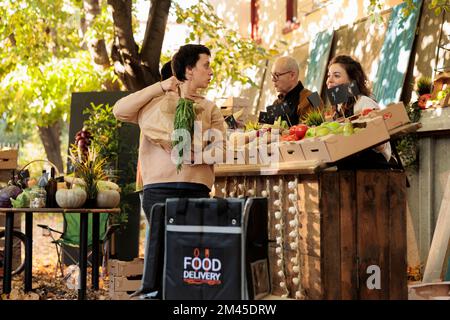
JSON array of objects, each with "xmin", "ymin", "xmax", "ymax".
[
  {"xmin": 108, "ymin": 258, "xmax": 144, "ymax": 277},
  {"xmin": 215, "ymin": 170, "xmax": 407, "ymax": 300},
  {"xmin": 0, "ymin": 149, "xmax": 18, "ymax": 170},
  {"xmin": 109, "ymin": 275, "xmax": 142, "ymax": 300},
  {"xmin": 108, "ymin": 258, "xmax": 143, "ymax": 300}
]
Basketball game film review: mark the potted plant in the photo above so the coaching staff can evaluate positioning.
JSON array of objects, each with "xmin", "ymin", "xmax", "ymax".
[{"xmin": 68, "ymin": 143, "xmax": 108, "ymax": 208}]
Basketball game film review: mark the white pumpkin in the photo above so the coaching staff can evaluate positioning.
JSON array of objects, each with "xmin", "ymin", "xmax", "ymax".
[
  {"xmin": 55, "ymin": 188, "xmax": 87, "ymax": 208},
  {"xmin": 96, "ymin": 190, "xmax": 120, "ymax": 208}
]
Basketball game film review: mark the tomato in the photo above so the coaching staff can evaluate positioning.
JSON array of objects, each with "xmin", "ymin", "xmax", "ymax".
[
  {"xmin": 361, "ymin": 108, "xmax": 375, "ymax": 116},
  {"xmin": 281, "ymin": 134, "xmax": 298, "ymax": 142},
  {"xmin": 418, "ymin": 94, "xmax": 431, "ymax": 110},
  {"xmin": 289, "ymin": 124, "xmax": 309, "ymax": 140}
]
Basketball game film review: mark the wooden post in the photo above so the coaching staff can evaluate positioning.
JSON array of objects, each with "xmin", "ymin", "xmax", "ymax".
[{"xmin": 423, "ymin": 175, "xmax": 450, "ymax": 282}]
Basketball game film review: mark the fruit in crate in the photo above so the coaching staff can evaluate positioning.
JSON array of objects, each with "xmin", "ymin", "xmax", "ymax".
[
  {"xmin": 361, "ymin": 108, "xmax": 375, "ymax": 116},
  {"xmin": 322, "ymin": 121, "xmax": 341, "ymax": 131},
  {"xmin": 343, "ymin": 122, "xmax": 354, "ymax": 136},
  {"xmin": 289, "ymin": 124, "xmax": 308, "ymax": 140},
  {"xmin": 244, "ymin": 120, "xmax": 262, "ymax": 132},
  {"xmin": 281, "ymin": 134, "xmax": 298, "ymax": 141},
  {"xmin": 315, "ymin": 126, "xmax": 331, "ymax": 137},
  {"xmin": 272, "ymin": 116, "xmax": 289, "ymax": 131},
  {"xmin": 305, "ymin": 127, "xmax": 316, "ymax": 138},
  {"xmin": 418, "ymin": 94, "xmax": 432, "ymax": 109}
]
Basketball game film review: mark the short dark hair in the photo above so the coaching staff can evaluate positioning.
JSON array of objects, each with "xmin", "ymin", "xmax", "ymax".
[
  {"xmin": 160, "ymin": 61, "xmax": 173, "ymax": 81},
  {"xmin": 171, "ymin": 44, "xmax": 211, "ymax": 81},
  {"xmin": 328, "ymin": 55, "xmax": 371, "ymax": 97}
]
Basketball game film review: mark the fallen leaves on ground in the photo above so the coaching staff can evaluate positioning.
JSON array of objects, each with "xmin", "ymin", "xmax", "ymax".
[{"xmin": 1, "ymin": 266, "xmax": 110, "ymax": 300}]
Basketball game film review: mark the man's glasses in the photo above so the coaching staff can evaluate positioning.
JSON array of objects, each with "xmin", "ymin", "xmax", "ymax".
[{"xmin": 271, "ymin": 71, "xmax": 292, "ymax": 81}]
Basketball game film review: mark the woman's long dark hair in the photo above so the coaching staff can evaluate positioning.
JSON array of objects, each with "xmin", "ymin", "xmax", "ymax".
[{"xmin": 328, "ymin": 55, "xmax": 372, "ymax": 118}]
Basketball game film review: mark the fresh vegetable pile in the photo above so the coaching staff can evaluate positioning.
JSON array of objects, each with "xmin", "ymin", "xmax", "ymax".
[
  {"xmin": 0, "ymin": 185, "xmax": 22, "ymax": 208},
  {"xmin": 172, "ymin": 98, "xmax": 196, "ymax": 172}
]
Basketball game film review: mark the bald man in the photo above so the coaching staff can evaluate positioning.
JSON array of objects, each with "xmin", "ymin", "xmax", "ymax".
[{"xmin": 270, "ymin": 56, "xmax": 321, "ymax": 125}]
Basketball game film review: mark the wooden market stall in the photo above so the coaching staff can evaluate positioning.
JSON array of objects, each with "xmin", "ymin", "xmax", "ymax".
[
  {"xmin": 212, "ymin": 103, "xmax": 420, "ymax": 300},
  {"xmin": 214, "ymin": 162, "xmax": 408, "ymax": 300}
]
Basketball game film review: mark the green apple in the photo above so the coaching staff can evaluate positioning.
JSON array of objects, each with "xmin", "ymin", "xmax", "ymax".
[
  {"xmin": 343, "ymin": 122, "xmax": 354, "ymax": 136},
  {"xmin": 316, "ymin": 127, "xmax": 330, "ymax": 137},
  {"xmin": 305, "ymin": 127, "xmax": 316, "ymax": 138},
  {"xmin": 334, "ymin": 125, "xmax": 344, "ymax": 134},
  {"xmin": 324, "ymin": 121, "xmax": 341, "ymax": 132}
]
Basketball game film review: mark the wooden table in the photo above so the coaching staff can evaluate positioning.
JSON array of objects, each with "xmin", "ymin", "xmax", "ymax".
[{"xmin": 0, "ymin": 207, "xmax": 120, "ymax": 300}]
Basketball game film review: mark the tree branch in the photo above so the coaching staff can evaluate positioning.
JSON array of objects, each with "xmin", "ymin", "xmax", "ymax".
[
  {"xmin": 141, "ymin": 0, "xmax": 172, "ymax": 79},
  {"xmin": 83, "ymin": 0, "xmax": 111, "ymax": 67}
]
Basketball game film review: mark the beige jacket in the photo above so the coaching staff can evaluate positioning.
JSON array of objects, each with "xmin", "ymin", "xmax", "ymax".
[{"xmin": 113, "ymin": 83, "xmax": 225, "ymax": 189}]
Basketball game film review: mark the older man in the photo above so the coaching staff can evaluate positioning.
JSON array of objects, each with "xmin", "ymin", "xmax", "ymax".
[{"xmin": 270, "ymin": 56, "xmax": 321, "ymax": 126}]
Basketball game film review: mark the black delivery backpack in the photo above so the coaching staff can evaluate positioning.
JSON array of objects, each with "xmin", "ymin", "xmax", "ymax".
[{"xmin": 161, "ymin": 197, "xmax": 269, "ymax": 300}]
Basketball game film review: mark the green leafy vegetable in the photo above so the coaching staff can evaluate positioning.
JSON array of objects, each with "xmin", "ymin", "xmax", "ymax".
[{"xmin": 172, "ymin": 98, "xmax": 196, "ymax": 173}]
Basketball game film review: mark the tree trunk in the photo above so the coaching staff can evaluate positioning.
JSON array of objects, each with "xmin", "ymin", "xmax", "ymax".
[
  {"xmin": 83, "ymin": 0, "xmax": 110, "ymax": 67},
  {"xmin": 38, "ymin": 122, "xmax": 64, "ymax": 174},
  {"xmin": 108, "ymin": 0, "xmax": 171, "ymax": 90}
]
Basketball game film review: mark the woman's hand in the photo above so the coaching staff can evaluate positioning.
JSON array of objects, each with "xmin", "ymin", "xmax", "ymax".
[{"xmin": 160, "ymin": 76, "xmax": 179, "ymax": 93}]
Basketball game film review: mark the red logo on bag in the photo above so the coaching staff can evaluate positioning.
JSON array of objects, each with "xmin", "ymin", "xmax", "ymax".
[
  {"xmin": 183, "ymin": 248, "xmax": 222, "ymax": 285},
  {"xmin": 383, "ymin": 112, "xmax": 392, "ymax": 120}
]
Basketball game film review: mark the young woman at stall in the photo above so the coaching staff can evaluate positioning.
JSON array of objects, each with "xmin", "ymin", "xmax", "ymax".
[{"xmin": 326, "ymin": 55, "xmax": 394, "ymax": 169}]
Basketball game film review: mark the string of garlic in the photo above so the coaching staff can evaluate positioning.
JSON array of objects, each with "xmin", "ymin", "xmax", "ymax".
[
  {"xmin": 274, "ymin": 177, "xmax": 290, "ymax": 297},
  {"xmin": 288, "ymin": 177, "xmax": 303, "ymax": 299}
]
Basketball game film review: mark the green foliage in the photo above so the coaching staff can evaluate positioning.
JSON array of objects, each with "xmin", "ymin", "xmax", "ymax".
[
  {"xmin": 436, "ymin": 87, "xmax": 450, "ymax": 101},
  {"xmin": 83, "ymin": 103, "xmax": 121, "ymax": 172},
  {"xmin": 395, "ymin": 102, "xmax": 420, "ymax": 168},
  {"xmin": 68, "ymin": 144, "xmax": 108, "ymax": 200},
  {"xmin": 173, "ymin": 0, "xmax": 280, "ymax": 95},
  {"xmin": 416, "ymin": 76, "xmax": 432, "ymax": 96},
  {"xmin": 302, "ymin": 110, "xmax": 324, "ymax": 127},
  {"xmin": 368, "ymin": 0, "xmax": 448, "ymax": 19},
  {"xmin": 396, "ymin": 134, "xmax": 418, "ymax": 168},
  {"xmin": 1, "ymin": 53, "xmax": 113, "ymax": 129},
  {"xmin": 428, "ymin": 0, "xmax": 450, "ymax": 15},
  {"xmin": 0, "ymin": 0, "xmax": 115, "ymax": 135}
]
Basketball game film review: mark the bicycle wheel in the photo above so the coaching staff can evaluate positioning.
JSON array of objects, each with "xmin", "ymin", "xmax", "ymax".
[{"xmin": 0, "ymin": 230, "xmax": 27, "ymax": 277}]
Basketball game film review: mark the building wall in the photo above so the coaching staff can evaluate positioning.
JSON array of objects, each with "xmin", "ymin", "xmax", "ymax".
[
  {"xmin": 209, "ymin": 0, "xmax": 403, "ymax": 109},
  {"xmin": 207, "ymin": 0, "xmax": 450, "ymax": 269}
]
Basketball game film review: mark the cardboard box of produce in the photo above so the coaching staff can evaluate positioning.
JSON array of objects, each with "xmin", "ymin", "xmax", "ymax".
[
  {"xmin": 0, "ymin": 149, "xmax": 18, "ymax": 169},
  {"xmin": 358, "ymin": 102, "xmax": 410, "ymax": 132},
  {"xmin": 259, "ymin": 143, "xmax": 281, "ymax": 164},
  {"xmin": 278, "ymin": 141, "xmax": 306, "ymax": 162},
  {"xmin": 301, "ymin": 117, "xmax": 390, "ymax": 163}
]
